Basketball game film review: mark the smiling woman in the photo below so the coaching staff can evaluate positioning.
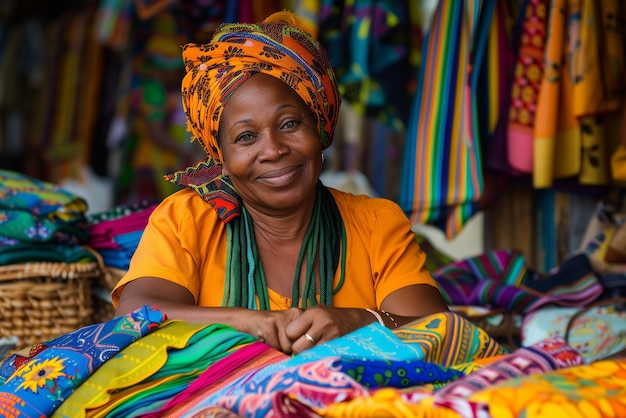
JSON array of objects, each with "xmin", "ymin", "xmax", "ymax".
[
  {"xmin": 111, "ymin": 10, "xmax": 449, "ymax": 355},
  {"xmin": 219, "ymin": 74, "xmax": 322, "ymax": 212}
]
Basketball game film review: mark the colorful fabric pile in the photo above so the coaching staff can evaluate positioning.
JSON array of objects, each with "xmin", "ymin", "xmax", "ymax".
[
  {"xmin": 2, "ymin": 308, "xmax": 621, "ymax": 418},
  {"xmin": 433, "ymin": 249, "xmax": 604, "ymax": 315},
  {"xmin": 86, "ymin": 199, "xmax": 158, "ymax": 270},
  {"xmin": 0, "ymin": 169, "xmax": 98, "ymax": 265}
]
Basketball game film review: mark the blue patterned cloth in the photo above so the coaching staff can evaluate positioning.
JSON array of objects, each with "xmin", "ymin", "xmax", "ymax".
[{"xmin": 0, "ymin": 306, "xmax": 165, "ymax": 417}]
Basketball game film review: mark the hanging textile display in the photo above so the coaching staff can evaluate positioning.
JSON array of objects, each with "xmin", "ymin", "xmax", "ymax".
[
  {"xmin": 399, "ymin": 0, "xmax": 497, "ymax": 239},
  {"xmin": 532, "ymin": 0, "xmax": 571, "ymax": 188},
  {"xmin": 572, "ymin": 0, "xmax": 624, "ymax": 186},
  {"xmin": 506, "ymin": 0, "xmax": 550, "ymax": 174},
  {"xmin": 318, "ymin": 0, "xmax": 413, "ymax": 132},
  {"xmin": 531, "ymin": 0, "xmax": 625, "ymax": 188}
]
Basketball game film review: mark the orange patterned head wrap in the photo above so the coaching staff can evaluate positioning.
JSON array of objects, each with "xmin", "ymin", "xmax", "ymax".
[
  {"xmin": 180, "ymin": 11, "xmax": 341, "ymax": 162},
  {"xmin": 167, "ymin": 12, "xmax": 341, "ymax": 223}
]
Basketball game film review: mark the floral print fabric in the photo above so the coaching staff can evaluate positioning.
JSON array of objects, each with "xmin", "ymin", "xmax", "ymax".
[{"xmin": 0, "ymin": 306, "xmax": 165, "ymax": 417}]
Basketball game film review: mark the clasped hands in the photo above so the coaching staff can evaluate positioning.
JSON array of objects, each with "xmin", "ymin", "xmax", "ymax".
[{"xmin": 244, "ymin": 305, "xmax": 375, "ymax": 355}]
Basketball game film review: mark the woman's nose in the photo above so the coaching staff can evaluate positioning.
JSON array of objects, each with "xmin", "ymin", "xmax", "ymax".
[{"xmin": 260, "ymin": 130, "xmax": 286, "ymax": 159}]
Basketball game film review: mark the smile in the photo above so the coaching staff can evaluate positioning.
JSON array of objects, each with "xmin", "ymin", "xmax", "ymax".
[{"xmin": 257, "ymin": 166, "xmax": 301, "ymax": 185}]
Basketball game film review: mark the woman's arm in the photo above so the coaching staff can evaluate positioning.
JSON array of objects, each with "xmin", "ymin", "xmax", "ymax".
[{"xmin": 378, "ymin": 284, "xmax": 449, "ymax": 327}]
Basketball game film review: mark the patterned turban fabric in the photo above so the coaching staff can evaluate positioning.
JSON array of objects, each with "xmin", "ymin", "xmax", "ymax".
[{"xmin": 167, "ymin": 12, "xmax": 341, "ymax": 223}]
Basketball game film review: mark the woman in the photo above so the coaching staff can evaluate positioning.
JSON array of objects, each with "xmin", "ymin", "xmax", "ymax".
[{"xmin": 113, "ymin": 11, "xmax": 448, "ymax": 355}]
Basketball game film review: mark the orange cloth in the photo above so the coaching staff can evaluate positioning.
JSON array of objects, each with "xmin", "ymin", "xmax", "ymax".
[
  {"xmin": 111, "ymin": 187, "xmax": 436, "ymax": 310},
  {"xmin": 532, "ymin": 0, "xmax": 566, "ymax": 188}
]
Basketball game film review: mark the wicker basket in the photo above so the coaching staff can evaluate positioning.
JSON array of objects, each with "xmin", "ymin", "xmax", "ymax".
[
  {"xmin": 0, "ymin": 261, "xmax": 102, "ymax": 350},
  {"xmin": 92, "ymin": 266, "xmax": 126, "ymax": 324}
]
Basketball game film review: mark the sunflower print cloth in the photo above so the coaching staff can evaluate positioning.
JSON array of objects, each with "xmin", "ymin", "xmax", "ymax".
[
  {"xmin": 53, "ymin": 320, "xmax": 259, "ymax": 418},
  {"xmin": 0, "ymin": 305, "xmax": 165, "ymax": 417},
  {"xmin": 166, "ymin": 13, "xmax": 341, "ymax": 224}
]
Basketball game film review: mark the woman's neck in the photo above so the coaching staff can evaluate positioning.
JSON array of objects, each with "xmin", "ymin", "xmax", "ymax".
[{"xmin": 243, "ymin": 202, "xmax": 317, "ymax": 299}]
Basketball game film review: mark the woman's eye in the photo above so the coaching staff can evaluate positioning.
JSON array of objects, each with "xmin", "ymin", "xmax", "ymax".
[
  {"xmin": 235, "ymin": 133, "xmax": 254, "ymax": 142},
  {"xmin": 281, "ymin": 120, "xmax": 297, "ymax": 129}
]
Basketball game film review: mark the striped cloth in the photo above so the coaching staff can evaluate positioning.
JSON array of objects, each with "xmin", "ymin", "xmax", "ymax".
[
  {"xmin": 433, "ymin": 250, "xmax": 604, "ymax": 314},
  {"xmin": 399, "ymin": 0, "xmax": 497, "ymax": 239}
]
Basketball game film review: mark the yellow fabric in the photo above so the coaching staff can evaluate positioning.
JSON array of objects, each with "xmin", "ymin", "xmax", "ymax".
[
  {"xmin": 611, "ymin": 144, "xmax": 626, "ymax": 181},
  {"xmin": 571, "ymin": 0, "xmax": 622, "ymax": 185},
  {"xmin": 323, "ymin": 388, "xmax": 462, "ymax": 418},
  {"xmin": 571, "ymin": 0, "xmax": 623, "ymax": 117},
  {"xmin": 551, "ymin": 69, "xmax": 580, "ymax": 179},
  {"xmin": 111, "ymin": 187, "xmax": 436, "ymax": 310},
  {"xmin": 52, "ymin": 320, "xmax": 209, "ymax": 418},
  {"xmin": 467, "ymin": 358, "xmax": 626, "ymax": 417}
]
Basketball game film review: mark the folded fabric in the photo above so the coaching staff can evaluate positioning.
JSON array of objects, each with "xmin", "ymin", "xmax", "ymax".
[
  {"xmin": 434, "ymin": 249, "xmax": 603, "ymax": 314},
  {"xmin": 86, "ymin": 199, "xmax": 158, "ymax": 225},
  {"xmin": 140, "ymin": 341, "xmax": 289, "ymax": 418},
  {"xmin": 54, "ymin": 321, "xmax": 257, "ymax": 418},
  {"xmin": 434, "ymin": 337, "xmax": 584, "ymax": 402},
  {"xmin": 466, "ymin": 357, "xmax": 626, "ymax": 417},
  {"xmin": 0, "ymin": 208, "xmax": 88, "ymax": 245},
  {"xmin": 522, "ymin": 303, "xmax": 626, "ymax": 362},
  {"xmin": 97, "ymin": 244, "xmax": 141, "ymax": 270},
  {"xmin": 172, "ymin": 312, "xmax": 505, "ymax": 417},
  {"xmin": 88, "ymin": 206, "xmax": 156, "ymax": 241},
  {"xmin": 0, "ymin": 164, "xmax": 88, "ymax": 248},
  {"xmin": 522, "ymin": 253, "xmax": 603, "ymax": 311},
  {"xmin": 0, "ymin": 305, "xmax": 165, "ymax": 417},
  {"xmin": 0, "ymin": 240, "xmax": 98, "ymax": 265},
  {"xmin": 0, "ymin": 169, "xmax": 88, "ymax": 222},
  {"xmin": 87, "ymin": 205, "xmax": 155, "ymax": 269},
  {"xmin": 321, "ymin": 337, "xmax": 583, "ymax": 417}
]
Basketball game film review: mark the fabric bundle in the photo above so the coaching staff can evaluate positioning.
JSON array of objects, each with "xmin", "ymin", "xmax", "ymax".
[
  {"xmin": 87, "ymin": 199, "xmax": 158, "ymax": 270},
  {"xmin": 433, "ymin": 249, "xmax": 604, "ymax": 314},
  {"xmin": 1, "ymin": 308, "xmax": 602, "ymax": 418},
  {"xmin": 0, "ymin": 305, "xmax": 165, "ymax": 416},
  {"xmin": 0, "ymin": 169, "xmax": 96, "ymax": 265}
]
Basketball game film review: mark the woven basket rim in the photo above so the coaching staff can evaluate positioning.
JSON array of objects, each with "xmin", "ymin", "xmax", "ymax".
[{"xmin": 0, "ymin": 261, "xmax": 102, "ymax": 282}]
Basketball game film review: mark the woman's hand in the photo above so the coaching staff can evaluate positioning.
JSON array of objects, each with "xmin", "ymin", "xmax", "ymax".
[
  {"xmin": 284, "ymin": 305, "xmax": 376, "ymax": 354},
  {"xmin": 239, "ymin": 308, "xmax": 304, "ymax": 353}
]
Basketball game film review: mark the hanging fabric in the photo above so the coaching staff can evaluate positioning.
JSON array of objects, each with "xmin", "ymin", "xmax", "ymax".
[
  {"xmin": 572, "ymin": 0, "xmax": 624, "ymax": 186},
  {"xmin": 533, "ymin": 0, "xmax": 568, "ymax": 188},
  {"xmin": 534, "ymin": 0, "xmax": 625, "ymax": 187},
  {"xmin": 483, "ymin": 0, "xmax": 526, "ymax": 177},
  {"xmin": 290, "ymin": 0, "xmax": 321, "ymax": 38},
  {"xmin": 399, "ymin": 0, "xmax": 496, "ymax": 239},
  {"xmin": 506, "ymin": 0, "xmax": 550, "ymax": 174},
  {"xmin": 318, "ymin": 0, "xmax": 413, "ymax": 131}
]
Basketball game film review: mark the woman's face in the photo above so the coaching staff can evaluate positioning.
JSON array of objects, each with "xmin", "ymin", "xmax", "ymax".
[{"xmin": 219, "ymin": 73, "xmax": 323, "ymax": 213}]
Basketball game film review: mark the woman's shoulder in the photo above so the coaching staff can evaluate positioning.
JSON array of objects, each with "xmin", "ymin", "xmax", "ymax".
[
  {"xmin": 328, "ymin": 187, "xmax": 399, "ymax": 207},
  {"xmin": 152, "ymin": 188, "xmax": 221, "ymax": 226},
  {"xmin": 327, "ymin": 187, "xmax": 406, "ymax": 220}
]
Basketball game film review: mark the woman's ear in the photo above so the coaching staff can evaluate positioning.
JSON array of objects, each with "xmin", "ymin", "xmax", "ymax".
[{"xmin": 221, "ymin": 167, "xmax": 229, "ymax": 178}]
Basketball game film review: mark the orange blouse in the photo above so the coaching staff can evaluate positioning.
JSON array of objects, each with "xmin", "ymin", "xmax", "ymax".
[{"xmin": 111, "ymin": 187, "xmax": 437, "ymax": 310}]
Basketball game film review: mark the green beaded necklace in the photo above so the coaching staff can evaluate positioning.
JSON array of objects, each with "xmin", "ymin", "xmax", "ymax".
[{"xmin": 222, "ymin": 183, "xmax": 346, "ymax": 309}]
